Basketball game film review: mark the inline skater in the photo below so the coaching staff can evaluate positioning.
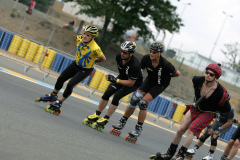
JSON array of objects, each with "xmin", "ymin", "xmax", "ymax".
[
  {"xmin": 150, "ymin": 63, "xmax": 231, "ymax": 160},
  {"xmin": 111, "ymin": 42, "xmax": 180, "ymax": 143},
  {"xmin": 35, "ymin": 25, "xmax": 106, "ymax": 115},
  {"xmin": 185, "ymin": 106, "xmax": 235, "ymax": 160},
  {"xmin": 83, "ymin": 41, "xmax": 143, "ymax": 131}
]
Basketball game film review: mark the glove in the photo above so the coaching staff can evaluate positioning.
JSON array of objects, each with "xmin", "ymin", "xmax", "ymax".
[
  {"xmin": 213, "ymin": 127, "xmax": 222, "ymax": 135},
  {"xmin": 107, "ymin": 75, "xmax": 119, "ymax": 83},
  {"xmin": 233, "ymin": 119, "xmax": 238, "ymax": 124}
]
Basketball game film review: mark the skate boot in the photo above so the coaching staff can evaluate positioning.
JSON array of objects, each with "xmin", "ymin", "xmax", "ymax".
[
  {"xmin": 35, "ymin": 92, "xmax": 57, "ymax": 103},
  {"xmin": 92, "ymin": 117, "xmax": 109, "ymax": 131},
  {"xmin": 171, "ymin": 154, "xmax": 184, "ymax": 160},
  {"xmin": 110, "ymin": 117, "xmax": 127, "ymax": 136},
  {"xmin": 149, "ymin": 151, "xmax": 174, "ymax": 160},
  {"xmin": 202, "ymin": 152, "xmax": 213, "ymax": 160},
  {"xmin": 185, "ymin": 148, "xmax": 196, "ymax": 160},
  {"xmin": 125, "ymin": 124, "xmax": 142, "ymax": 143},
  {"xmin": 83, "ymin": 113, "xmax": 100, "ymax": 127},
  {"xmin": 46, "ymin": 100, "xmax": 62, "ymax": 115},
  {"xmin": 220, "ymin": 155, "xmax": 229, "ymax": 160}
]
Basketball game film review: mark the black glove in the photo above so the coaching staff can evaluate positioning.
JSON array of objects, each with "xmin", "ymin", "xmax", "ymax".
[
  {"xmin": 107, "ymin": 75, "xmax": 117, "ymax": 83},
  {"xmin": 213, "ymin": 127, "xmax": 222, "ymax": 135},
  {"xmin": 233, "ymin": 119, "xmax": 238, "ymax": 123}
]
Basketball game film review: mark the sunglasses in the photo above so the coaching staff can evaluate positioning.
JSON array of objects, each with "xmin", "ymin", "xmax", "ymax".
[
  {"xmin": 121, "ymin": 50, "xmax": 129, "ymax": 55},
  {"xmin": 205, "ymin": 70, "xmax": 215, "ymax": 77},
  {"xmin": 83, "ymin": 32, "xmax": 92, "ymax": 37},
  {"xmin": 150, "ymin": 50, "xmax": 158, "ymax": 54}
]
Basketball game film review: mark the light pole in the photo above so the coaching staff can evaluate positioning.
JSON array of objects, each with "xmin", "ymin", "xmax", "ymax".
[
  {"xmin": 209, "ymin": 11, "xmax": 233, "ymax": 60},
  {"xmin": 166, "ymin": 2, "xmax": 191, "ymax": 50}
]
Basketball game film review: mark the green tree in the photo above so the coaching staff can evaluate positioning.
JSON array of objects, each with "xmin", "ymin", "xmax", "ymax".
[
  {"xmin": 221, "ymin": 42, "xmax": 240, "ymax": 72},
  {"xmin": 65, "ymin": 0, "xmax": 183, "ymax": 42}
]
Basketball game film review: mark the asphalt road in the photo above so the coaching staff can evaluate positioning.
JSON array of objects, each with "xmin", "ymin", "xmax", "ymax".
[{"xmin": 0, "ymin": 56, "xmax": 239, "ymax": 160}]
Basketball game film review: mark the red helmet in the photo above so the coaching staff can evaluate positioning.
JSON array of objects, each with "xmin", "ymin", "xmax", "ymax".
[{"xmin": 206, "ymin": 63, "xmax": 222, "ymax": 79}]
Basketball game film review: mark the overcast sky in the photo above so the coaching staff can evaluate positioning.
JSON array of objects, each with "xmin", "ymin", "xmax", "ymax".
[{"xmin": 151, "ymin": 0, "xmax": 240, "ymax": 63}]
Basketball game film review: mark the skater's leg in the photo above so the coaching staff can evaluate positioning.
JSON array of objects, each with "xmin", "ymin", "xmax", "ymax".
[
  {"xmin": 55, "ymin": 62, "xmax": 77, "ymax": 92},
  {"xmin": 182, "ymin": 129, "xmax": 194, "ymax": 148},
  {"xmin": 138, "ymin": 92, "xmax": 152, "ymax": 123},
  {"xmin": 224, "ymin": 139, "xmax": 234, "ymax": 157},
  {"xmin": 97, "ymin": 99, "xmax": 109, "ymax": 112},
  {"xmin": 172, "ymin": 110, "xmax": 192, "ymax": 145},
  {"xmin": 228, "ymin": 139, "xmax": 240, "ymax": 159},
  {"xmin": 123, "ymin": 106, "xmax": 135, "ymax": 118}
]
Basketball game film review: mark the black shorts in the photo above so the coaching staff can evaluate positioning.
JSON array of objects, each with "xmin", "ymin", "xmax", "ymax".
[
  {"xmin": 139, "ymin": 76, "xmax": 167, "ymax": 99},
  {"xmin": 231, "ymin": 125, "xmax": 240, "ymax": 141},
  {"xmin": 102, "ymin": 80, "xmax": 141, "ymax": 106}
]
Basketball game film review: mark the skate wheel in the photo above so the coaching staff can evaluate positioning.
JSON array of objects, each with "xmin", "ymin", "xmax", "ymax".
[
  {"xmin": 35, "ymin": 98, "xmax": 41, "ymax": 102},
  {"xmin": 149, "ymin": 155, "xmax": 157, "ymax": 159},
  {"xmin": 125, "ymin": 135, "xmax": 130, "ymax": 141},
  {"xmin": 117, "ymin": 130, "xmax": 121, "ymax": 136},
  {"xmin": 53, "ymin": 110, "xmax": 61, "ymax": 115},
  {"xmin": 83, "ymin": 118, "xmax": 89, "ymax": 125},
  {"xmin": 92, "ymin": 122, "xmax": 97, "ymax": 129},
  {"xmin": 49, "ymin": 108, "xmax": 54, "ymax": 114},
  {"xmin": 45, "ymin": 105, "xmax": 50, "ymax": 112},
  {"xmin": 110, "ymin": 128, "xmax": 114, "ymax": 134}
]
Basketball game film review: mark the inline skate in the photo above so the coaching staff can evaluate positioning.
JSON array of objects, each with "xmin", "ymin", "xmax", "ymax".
[
  {"xmin": 83, "ymin": 113, "xmax": 100, "ymax": 127},
  {"xmin": 110, "ymin": 117, "xmax": 127, "ymax": 136},
  {"xmin": 92, "ymin": 117, "xmax": 109, "ymax": 131},
  {"xmin": 125, "ymin": 124, "xmax": 142, "ymax": 143},
  {"xmin": 45, "ymin": 100, "xmax": 62, "ymax": 115},
  {"xmin": 35, "ymin": 93, "xmax": 57, "ymax": 103}
]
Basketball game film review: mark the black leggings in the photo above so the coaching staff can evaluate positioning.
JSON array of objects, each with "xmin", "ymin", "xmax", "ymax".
[
  {"xmin": 55, "ymin": 61, "xmax": 93, "ymax": 98},
  {"xmin": 102, "ymin": 81, "xmax": 141, "ymax": 106}
]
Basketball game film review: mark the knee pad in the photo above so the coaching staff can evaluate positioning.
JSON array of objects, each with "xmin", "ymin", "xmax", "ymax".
[
  {"xmin": 210, "ymin": 135, "xmax": 218, "ymax": 146},
  {"xmin": 199, "ymin": 132, "xmax": 210, "ymax": 143},
  {"xmin": 129, "ymin": 91, "xmax": 143, "ymax": 108},
  {"xmin": 139, "ymin": 100, "xmax": 148, "ymax": 110}
]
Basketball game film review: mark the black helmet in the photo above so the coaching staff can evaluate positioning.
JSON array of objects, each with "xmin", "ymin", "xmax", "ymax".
[
  {"xmin": 150, "ymin": 42, "xmax": 164, "ymax": 53},
  {"xmin": 121, "ymin": 41, "xmax": 137, "ymax": 53}
]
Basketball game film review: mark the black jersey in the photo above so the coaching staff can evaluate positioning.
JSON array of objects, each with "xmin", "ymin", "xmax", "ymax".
[
  {"xmin": 140, "ymin": 55, "xmax": 176, "ymax": 86},
  {"xmin": 192, "ymin": 76, "xmax": 231, "ymax": 113},
  {"xmin": 115, "ymin": 54, "xmax": 143, "ymax": 83}
]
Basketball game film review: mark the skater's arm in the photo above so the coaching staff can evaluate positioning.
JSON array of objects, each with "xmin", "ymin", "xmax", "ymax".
[
  {"xmin": 221, "ymin": 119, "xmax": 233, "ymax": 129},
  {"xmin": 170, "ymin": 70, "xmax": 181, "ymax": 77},
  {"xmin": 95, "ymin": 54, "xmax": 106, "ymax": 63},
  {"xmin": 105, "ymin": 74, "xmax": 136, "ymax": 87}
]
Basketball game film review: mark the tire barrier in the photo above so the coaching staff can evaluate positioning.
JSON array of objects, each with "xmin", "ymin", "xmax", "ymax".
[
  {"xmin": 25, "ymin": 42, "xmax": 39, "ymax": 61},
  {"xmin": 147, "ymin": 96, "xmax": 161, "ymax": 113},
  {"xmin": 97, "ymin": 73, "xmax": 111, "ymax": 93},
  {"xmin": 8, "ymin": 35, "xmax": 23, "ymax": 54},
  {"xmin": 163, "ymin": 102, "xmax": 177, "ymax": 119},
  {"xmin": 0, "ymin": 31, "xmax": 14, "ymax": 50},
  {"xmin": 33, "ymin": 45, "xmax": 47, "ymax": 64},
  {"xmin": 41, "ymin": 49, "xmax": 56, "ymax": 69},
  {"xmin": 172, "ymin": 104, "xmax": 186, "ymax": 123},
  {"xmin": 219, "ymin": 125, "xmax": 237, "ymax": 142},
  {"xmin": 50, "ymin": 53, "xmax": 65, "ymax": 72},
  {"xmin": 155, "ymin": 97, "xmax": 171, "ymax": 116},
  {"xmin": 17, "ymin": 38, "xmax": 30, "ymax": 57},
  {"xmin": 89, "ymin": 70, "xmax": 104, "ymax": 90},
  {"xmin": 58, "ymin": 57, "xmax": 74, "ymax": 73}
]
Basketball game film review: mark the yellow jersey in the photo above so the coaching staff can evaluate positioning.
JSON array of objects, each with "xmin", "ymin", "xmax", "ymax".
[{"xmin": 75, "ymin": 35, "xmax": 103, "ymax": 68}]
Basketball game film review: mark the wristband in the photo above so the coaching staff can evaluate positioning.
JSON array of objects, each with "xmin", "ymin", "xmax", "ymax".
[
  {"xmin": 116, "ymin": 79, "xmax": 120, "ymax": 83},
  {"xmin": 219, "ymin": 127, "xmax": 222, "ymax": 131}
]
